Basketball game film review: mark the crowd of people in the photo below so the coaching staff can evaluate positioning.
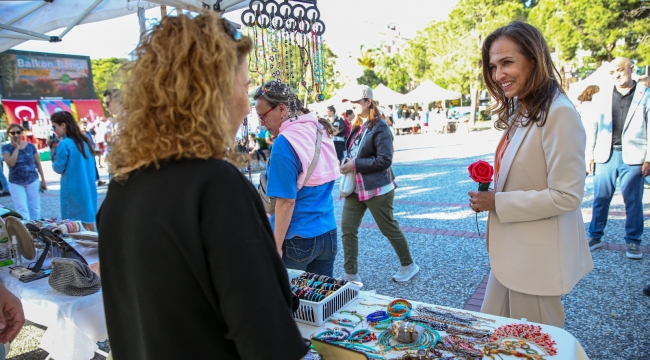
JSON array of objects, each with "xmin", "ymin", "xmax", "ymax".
[{"xmin": 0, "ymin": 9, "xmax": 647, "ymax": 360}]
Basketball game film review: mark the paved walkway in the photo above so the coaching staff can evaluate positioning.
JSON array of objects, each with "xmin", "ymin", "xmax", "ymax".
[{"xmin": 3, "ymin": 129, "xmax": 649, "ymax": 359}]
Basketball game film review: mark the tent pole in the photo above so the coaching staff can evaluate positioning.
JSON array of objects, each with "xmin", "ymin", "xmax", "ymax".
[
  {"xmin": 0, "ymin": 22, "xmax": 51, "ymax": 41},
  {"xmin": 57, "ymin": 0, "xmax": 104, "ymax": 40},
  {"xmin": 0, "ymin": 34, "xmax": 45, "ymax": 41}
]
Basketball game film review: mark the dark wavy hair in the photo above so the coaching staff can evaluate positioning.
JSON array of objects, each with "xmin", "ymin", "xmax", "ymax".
[
  {"xmin": 482, "ymin": 21, "xmax": 564, "ymax": 131},
  {"xmin": 50, "ymin": 111, "xmax": 94, "ymax": 159}
]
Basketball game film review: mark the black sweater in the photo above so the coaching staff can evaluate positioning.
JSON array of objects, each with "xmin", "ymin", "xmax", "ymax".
[{"xmin": 97, "ymin": 159, "xmax": 308, "ymax": 360}]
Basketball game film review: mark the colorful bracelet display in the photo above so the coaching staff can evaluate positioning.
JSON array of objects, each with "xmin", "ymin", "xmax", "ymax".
[
  {"xmin": 26, "ymin": 219, "xmax": 85, "ymax": 235},
  {"xmin": 291, "ymin": 272, "xmax": 349, "ymax": 303}
]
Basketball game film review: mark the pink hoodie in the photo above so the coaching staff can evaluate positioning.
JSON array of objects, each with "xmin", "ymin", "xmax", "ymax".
[{"xmin": 278, "ymin": 113, "xmax": 340, "ymax": 187}]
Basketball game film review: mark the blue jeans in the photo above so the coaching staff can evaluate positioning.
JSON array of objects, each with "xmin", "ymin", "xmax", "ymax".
[
  {"xmin": 282, "ymin": 229, "xmax": 337, "ymax": 277},
  {"xmin": 588, "ymin": 150, "xmax": 644, "ymax": 244}
]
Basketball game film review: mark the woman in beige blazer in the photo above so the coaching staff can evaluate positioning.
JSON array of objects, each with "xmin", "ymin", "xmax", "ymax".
[{"xmin": 468, "ymin": 21, "xmax": 593, "ymax": 328}]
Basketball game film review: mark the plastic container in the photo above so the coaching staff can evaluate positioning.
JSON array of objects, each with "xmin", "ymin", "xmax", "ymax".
[{"xmin": 287, "ymin": 269, "xmax": 362, "ymax": 326}]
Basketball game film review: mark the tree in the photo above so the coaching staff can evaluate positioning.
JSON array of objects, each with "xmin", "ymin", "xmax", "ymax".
[
  {"xmin": 376, "ymin": 54, "xmax": 411, "ymax": 94},
  {"xmin": 356, "ymin": 69, "xmax": 385, "ymax": 89},
  {"xmin": 356, "ymin": 45, "xmax": 379, "ymax": 70},
  {"xmin": 530, "ymin": 0, "xmax": 650, "ymax": 63},
  {"xmin": 91, "ymin": 57, "xmax": 128, "ymax": 116}
]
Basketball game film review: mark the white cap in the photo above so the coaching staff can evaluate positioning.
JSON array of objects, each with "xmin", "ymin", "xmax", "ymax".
[{"xmin": 342, "ymin": 85, "xmax": 374, "ymax": 102}]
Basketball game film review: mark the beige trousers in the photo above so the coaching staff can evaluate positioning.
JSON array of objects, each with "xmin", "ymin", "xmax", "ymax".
[{"xmin": 481, "ymin": 271, "xmax": 566, "ymax": 328}]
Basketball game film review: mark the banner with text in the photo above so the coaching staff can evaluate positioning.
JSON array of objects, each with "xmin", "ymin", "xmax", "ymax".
[{"xmin": 0, "ymin": 49, "xmax": 94, "ymax": 100}]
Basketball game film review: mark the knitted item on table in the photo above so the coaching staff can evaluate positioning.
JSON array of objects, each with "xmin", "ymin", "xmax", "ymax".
[{"xmin": 48, "ymin": 258, "xmax": 101, "ymax": 296}]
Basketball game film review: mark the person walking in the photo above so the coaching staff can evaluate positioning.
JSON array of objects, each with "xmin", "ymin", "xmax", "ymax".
[
  {"xmin": 98, "ymin": 14, "xmax": 308, "ymax": 360},
  {"xmin": 0, "ymin": 157, "xmax": 9, "ymax": 197},
  {"xmin": 339, "ymin": 85, "xmax": 419, "ymax": 283},
  {"xmin": 51, "ymin": 112, "xmax": 98, "ymax": 230},
  {"xmin": 253, "ymin": 81, "xmax": 340, "ymax": 277},
  {"xmin": 1, "ymin": 124, "xmax": 47, "ymax": 219},
  {"xmin": 468, "ymin": 21, "xmax": 593, "ymax": 327},
  {"xmin": 328, "ymin": 105, "xmax": 348, "ymax": 163},
  {"xmin": 585, "ymin": 58, "xmax": 650, "ymax": 259}
]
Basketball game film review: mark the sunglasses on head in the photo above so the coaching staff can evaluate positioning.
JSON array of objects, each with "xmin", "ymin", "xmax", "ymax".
[
  {"xmin": 9, "ymin": 131, "xmax": 21, "ymax": 135},
  {"xmin": 223, "ymin": 19, "xmax": 242, "ymax": 41}
]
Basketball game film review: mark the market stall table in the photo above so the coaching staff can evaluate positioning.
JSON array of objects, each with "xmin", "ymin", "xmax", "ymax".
[
  {"xmin": 0, "ymin": 243, "xmax": 105, "ymax": 360},
  {"xmin": 296, "ymin": 291, "xmax": 588, "ymax": 360}
]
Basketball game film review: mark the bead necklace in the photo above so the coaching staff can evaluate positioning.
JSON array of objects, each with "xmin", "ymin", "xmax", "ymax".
[
  {"xmin": 407, "ymin": 314, "xmax": 473, "ymax": 329},
  {"xmin": 417, "ymin": 305, "xmax": 479, "ymax": 326},
  {"xmin": 483, "ymin": 341, "xmax": 546, "ymax": 359},
  {"xmin": 314, "ymin": 328, "xmax": 350, "ymax": 342},
  {"xmin": 435, "ymin": 335, "xmax": 483, "ymax": 359},
  {"xmin": 377, "ymin": 322, "xmax": 441, "ymax": 353},
  {"xmin": 331, "ymin": 342, "xmax": 385, "ymax": 359},
  {"xmin": 433, "ymin": 306, "xmax": 495, "ymax": 323},
  {"xmin": 340, "ymin": 310, "xmax": 365, "ymax": 324},
  {"xmin": 327, "ymin": 316, "xmax": 360, "ymax": 328},
  {"xmin": 489, "ymin": 324, "xmax": 557, "ymax": 356}
]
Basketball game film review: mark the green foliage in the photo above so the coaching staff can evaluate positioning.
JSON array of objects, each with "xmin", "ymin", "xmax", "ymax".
[
  {"xmin": 91, "ymin": 57, "xmax": 128, "ymax": 116},
  {"xmin": 356, "ymin": 69, "xmax": 385, "ymax": 89},
  {"xmin": 357, "ymin": 45, "xmax": 379, "ymax": 70},
  {"xmin": 530, "ymin": 0, "xmax": 650, "ymax": 62},
  {"xmin": 376, "ymin": 54, "xmax": 411, "ymax": 94}
]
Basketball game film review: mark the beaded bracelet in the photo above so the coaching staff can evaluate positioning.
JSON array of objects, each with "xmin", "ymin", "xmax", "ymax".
[
  {"xmin": 370, "ymin": 319, "xmax": 392, "ymax": 330},
  {"xmin": 367, "ymin": 310, "xmax": 390, "ymax": 323},
  {"xmin": 348, "ymin": 329, "xmax": 378, "ymax": 343},
  {"xmin": 313, "ymin": 328, "xmax": 350, "ymax": 342},
  {"xmin": 387, "ymin": 299, "xmax": 412, "ymax": 320},
  {"xmin": 328, "ymin": 316, "xmax": 360, "ymax": 328},
  {"xmin": 340, "ymin": 310, "xmax": 364, "ymax": 323}
]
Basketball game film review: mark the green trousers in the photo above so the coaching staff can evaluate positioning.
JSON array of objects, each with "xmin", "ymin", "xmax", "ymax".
[{"xmin": 341, "ymin": 190, "xmax": 414, "ymax": 274}]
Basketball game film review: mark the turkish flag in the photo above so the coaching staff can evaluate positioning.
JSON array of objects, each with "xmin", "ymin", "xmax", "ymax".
[{"xmin": 2, "ymin": 99, "xmax": 39, "ymax": 124}]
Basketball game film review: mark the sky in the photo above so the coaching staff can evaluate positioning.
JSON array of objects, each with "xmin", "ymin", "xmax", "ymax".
[{"xmin": 11, "ymin": 0, "xmax": 460, "ymax": 80}]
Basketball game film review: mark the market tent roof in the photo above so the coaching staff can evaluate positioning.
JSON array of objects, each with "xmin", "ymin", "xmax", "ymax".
[
  {"xmin": 567, "ymin": 62, "xmax": 613, "ymax": 102},
  {"xmin": 306, "ymin": 82, "xmax": 358, "ymax": 116},
  {"xmin": 372, "ymin": 84, "xmax": 407, "ymax": 105},
  {"xmin": 402, "ymin": 80, "xmax": 462, "ymax": 103},
  {"xmin": 0, "ymin": 0, "xmax": 250, "ymax": 53}
]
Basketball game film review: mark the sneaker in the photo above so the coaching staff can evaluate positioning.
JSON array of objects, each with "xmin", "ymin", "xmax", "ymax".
[
  {"xmin": 588, "ymin": 238, "xmax": 603, "ymax": 250},
  {"xmin": 644, "ymin": 285, "xmax": 650, "ymax": 297},
  {"xmin": 626, "ymin": 243, "xmax": 643, "ymax": 259},
  {"xmin": 342, "ymin": 273, "xmax": 361, "ymax": 282},
  {"xmin": 97, "ymin": 180, "xmax": 107, "ymax": 187},
  {"xmin": 392, "ymin": 263, "xmax": 420, "ymax": 282}
]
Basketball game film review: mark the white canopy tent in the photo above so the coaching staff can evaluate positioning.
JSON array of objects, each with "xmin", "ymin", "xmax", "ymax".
[
  {"xmin": 306, "ymin": 82, "xmax": 359, "ymax": 116},
  {"xmin": 567, "ymin": 61, "xmax": 613, "ymax": 102},
  {"xmin": 402, "ymin": 79, "xmax": 462, "ymax": 104},
  {"xmin": 372, "ymin": 84, "xmax": 406, "ymax": 105},
  {"xmin": 0, "ymin": 0, "xmax": 251, "ymax": 53}
]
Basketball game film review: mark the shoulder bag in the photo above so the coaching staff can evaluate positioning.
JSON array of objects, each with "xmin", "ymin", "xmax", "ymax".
[
  {"xmin": 258, "ymin": 126, "xmax": 322, "ymax": 214},
  {"xmin": 339, "ymin": 126, "xmax": 368, "ymax": 198}
]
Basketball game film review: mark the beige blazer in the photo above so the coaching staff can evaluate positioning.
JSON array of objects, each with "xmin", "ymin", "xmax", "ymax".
[{"xmin": 488, "ymin": 94, "xmax": 594, "ymax": 296}]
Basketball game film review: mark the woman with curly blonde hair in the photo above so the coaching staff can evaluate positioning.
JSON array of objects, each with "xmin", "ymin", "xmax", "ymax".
[{"xmin": 97, "ymin": 11, "xmax": 308, "ymax": 360}]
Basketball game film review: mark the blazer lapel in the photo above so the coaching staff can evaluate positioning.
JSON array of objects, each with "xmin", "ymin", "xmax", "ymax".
[
  {"xmin": 623, "ymin": 86, "xmax": 647, "ymax": 132},
  {"xmin": 496, "ymin": 124, "xmax": 533, "ymax": 193}
]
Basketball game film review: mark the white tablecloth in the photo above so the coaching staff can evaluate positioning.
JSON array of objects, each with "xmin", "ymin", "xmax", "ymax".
[
  {"xmin": 296, "ymin": 291, "xmax": 589, "ymax": 360},
  {"xmin": 0, "ymin": 244, "xmax": 105, "ymax": 360}
]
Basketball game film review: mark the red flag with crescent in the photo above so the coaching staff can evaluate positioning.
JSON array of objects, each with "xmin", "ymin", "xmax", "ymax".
[{"xmin": 1, "ymin": 99, "xmax": 39, "ymax": 124}]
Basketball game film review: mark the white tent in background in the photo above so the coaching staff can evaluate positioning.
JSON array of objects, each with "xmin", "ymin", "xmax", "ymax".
[
  {"xmin": 373, "ymin": 84, "xmax": 407, "ymax": 105},
  {"xmin": 402, "ymin": 80, "xmax": 462, "ymax": 104},
  {"xmin": 306, "ymin": 82, "xmax": 359, "ymax": 116},
  {"xmin": 567, "ymin": 61, "xmax": 613, "ymax": 102},
  {"xmin": 0, "ymin": 0, "xmax": 250, "ymax": 53}
]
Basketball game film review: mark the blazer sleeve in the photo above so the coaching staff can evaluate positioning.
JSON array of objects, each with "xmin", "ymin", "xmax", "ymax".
[
  {"xmin": 584, "ymin": 102, "xmax": 599, "ymax": 162},
  {"xmin": 354, "ymin": 123, "xmax": 393, "ymax": 173},
  {"xmin": 495, "ymin": 102, "xmax": 586, "ymax": 223}
]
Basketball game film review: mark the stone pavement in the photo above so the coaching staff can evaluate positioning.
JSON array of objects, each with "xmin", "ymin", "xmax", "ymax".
[{"xmin": 3, "ymin": 129, "xmax": 649, "ymax": 359}]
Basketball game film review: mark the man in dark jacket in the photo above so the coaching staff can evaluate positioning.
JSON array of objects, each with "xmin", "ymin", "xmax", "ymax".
[{"xmin": 328, "ymin": 105, "xmax": 348, "ymax": 163}]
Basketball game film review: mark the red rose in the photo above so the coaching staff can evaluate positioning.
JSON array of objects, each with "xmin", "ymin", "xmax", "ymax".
[{"xmin": 468, "ymin": 160, "xmax": 494, "ymax": 183}]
